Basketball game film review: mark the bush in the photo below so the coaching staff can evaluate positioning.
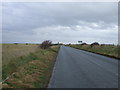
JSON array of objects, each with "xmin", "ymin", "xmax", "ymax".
[
  {"xmin": 26, "ymin": 43, "xmax": 28, "ymax": 45},
  {"xmin": 90, "ymin": 42, "xmax": 99, "ymax": 47},
  {"xmin": 40, "ymin": 40, "xmax": 52, "ymax": 49},
  {"xmin": 14, "ymin": 43, "xmax": 18, "ymax": 45},
  {"xmin": 81, "ymin": 43, "xmax": 87, "ymax": 46}
]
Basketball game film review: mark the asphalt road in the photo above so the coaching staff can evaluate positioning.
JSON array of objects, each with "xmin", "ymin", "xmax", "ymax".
[{"xmin": 48, "ymin": 45, "xmax": 118, "ymax": 88}]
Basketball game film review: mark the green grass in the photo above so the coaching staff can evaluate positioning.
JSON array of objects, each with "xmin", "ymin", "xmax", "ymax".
[
  {"xmin": 2, "ymin": 45, "xmax": 60, "ymax": 88},
  {"xmin": 68, "ymin": 44, "xmax": 119, "ymax": 59}
]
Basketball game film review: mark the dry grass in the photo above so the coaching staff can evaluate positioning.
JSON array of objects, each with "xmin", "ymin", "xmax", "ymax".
[
  {"xmin": 68, "ymin": 44, "xmax": 119, "ymax": 59},
  {"xmin": 2, "ymin": 44, "xmax": 38, "ymax": 80},
  {"xmin": 2, "ymin": 44, "xmax": 60, "ymax": 88},
  {"xmin": 2, "ymin": 44, "xmax": 38, "ymax": 65}
]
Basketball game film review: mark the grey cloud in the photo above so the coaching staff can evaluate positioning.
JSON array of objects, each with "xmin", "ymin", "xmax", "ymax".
[
  {"xmin": 2, "ymin": 2, "xmax": 118, "ymax": 44},
  {"xmin": 3, "ymin": 2, "xmax": 117, "ymax": 29}
]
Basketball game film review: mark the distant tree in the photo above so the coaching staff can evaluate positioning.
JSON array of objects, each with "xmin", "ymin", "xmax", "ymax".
[
  {"xmin": 40, "ymin": 40, "xmax": 52, "ymax": 49},
  {"xmin": 14, "ymin": 43, "xmax": 18, "ymax": 45},
  {"xmin": 90, "ymin": 42, "xmax": 99, "ymax": 47},
  {"xmin": 26, "ymin": 43, "xmax": 28, "ymax": 45},
  {"xmin": 81, "ymin": 43, "xmax": 87, "ymax": 46},
  {"xmin": 59, "ymin": 43, "xmax": 63, "ymax": 45},
  {"xmin": 100, "ymin": 44, "xmax": 106, "ymax": 47}
]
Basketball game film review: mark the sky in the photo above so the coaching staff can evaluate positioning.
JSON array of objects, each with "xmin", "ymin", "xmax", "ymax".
[{"xmin": 2, "ymin": 2, "xmax": 118, "ymax": 44}]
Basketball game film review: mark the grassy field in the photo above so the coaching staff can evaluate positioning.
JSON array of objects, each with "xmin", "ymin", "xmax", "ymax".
[
  {"xmin": 2, "ymin": 44, "xmax": 60, "ymax": 88},
  {"xmin": 68, "ymin": 44, "xmax": 120, "ymax": 59},
  {"xmin": 2, "ymin": 44, "xmax": 38, "ymax": 65}
]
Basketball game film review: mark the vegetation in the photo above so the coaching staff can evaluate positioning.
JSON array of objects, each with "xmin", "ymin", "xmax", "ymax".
[
  {"xmin": 67, "ymin": 43, "xmax": 119, "ymax": 59},
  {"xmin": 90, "ymin": 42, "xmax": 99, "ymax": 47},
  {"xmin": 2, "ymin": 44, "xmax": 38, "ymax": 66},
  {"xmin": 2, "ymin": 44, "xmax": 60, "ymax": 88},
  {"xmin": 40, "ymin": 40, "xmax": 52, "ymax": 49}
]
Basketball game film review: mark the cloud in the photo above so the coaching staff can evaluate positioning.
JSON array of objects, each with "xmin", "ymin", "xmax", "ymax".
[
  {"xmin": 32, "ymin": 24, "xmax": 118, "ymax": 44},
  {"xmin": 2, "ymin": 2, "xmax": 118, "ymax": 44}
]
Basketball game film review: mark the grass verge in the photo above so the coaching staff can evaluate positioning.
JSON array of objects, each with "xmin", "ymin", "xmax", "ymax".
[
  {"xmin": 68, "ymin": 44, "xmax": 120, "ymax": 60},
  {"xmin": 2, "ymin": 45, "xmax": 60, "ymax": 88}
]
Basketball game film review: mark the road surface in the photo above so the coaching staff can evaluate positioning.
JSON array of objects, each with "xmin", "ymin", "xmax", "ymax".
[{"xmin": 48, "ymin": 46, "xmax": 118, "ymax": 88}]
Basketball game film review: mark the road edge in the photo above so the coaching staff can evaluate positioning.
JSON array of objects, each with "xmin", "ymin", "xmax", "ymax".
[{"xmin": 47, "ymin": 46, "xmax": 61, "ymax": 88}]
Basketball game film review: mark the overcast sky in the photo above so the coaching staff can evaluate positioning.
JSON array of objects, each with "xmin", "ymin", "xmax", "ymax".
[{"xmin": 2, "ymin": 2, "xmax": 118, "ymax": 44}]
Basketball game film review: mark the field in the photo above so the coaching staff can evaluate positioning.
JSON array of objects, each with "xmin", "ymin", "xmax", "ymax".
[
  {"xmin": 2, "ymin": 44, "xmax": 38, "ymax": 65},
  {"xmin": 2, "ymin": 44, "xmax": 60, "ymax": 88},
  {"xmin": 68, "ymin": 44, "xmax": 120, "ymax": 59}
]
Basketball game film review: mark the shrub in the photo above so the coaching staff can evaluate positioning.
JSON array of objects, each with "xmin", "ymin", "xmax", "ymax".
[
  {"xmin": 14, "ymin": 43, "xmax": 18, "ymax": 45},
  {"xmin": 26, "ymin": 43, "xmax": 28, "ymax": 45},
  {"xmin": 90, "ymin": 42, "xmax": 99, "ymax": 47},
  {"xmin": 40, "ymin": 40, "xmax": 52, "ymax": 49},
  {"xmin": 81, "ymin": 43, "xmax": 87, "ymax": 46}
]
